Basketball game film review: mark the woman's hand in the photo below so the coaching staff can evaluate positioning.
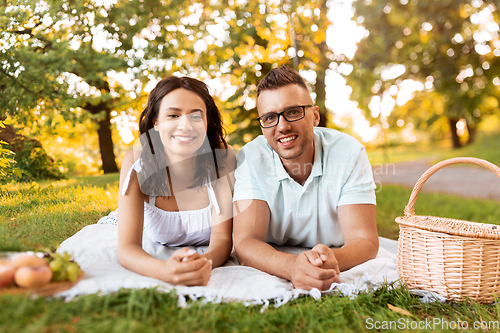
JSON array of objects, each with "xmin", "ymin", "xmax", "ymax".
[{"xmin": 161, "ymin": 248, "xmax": 212, "ymax": 286}]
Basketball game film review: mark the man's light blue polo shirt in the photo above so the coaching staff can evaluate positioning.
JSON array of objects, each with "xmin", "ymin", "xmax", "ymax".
[{"xmin": 233, "ymin": 127, "xmax": 376, "ymax": 248}]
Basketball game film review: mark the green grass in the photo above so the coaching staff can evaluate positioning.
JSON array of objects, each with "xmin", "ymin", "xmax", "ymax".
[
  {"xmin": 376, "ymin": 184, "xmax": 500, "ymax": 240},
  {"xmin": 367, "ymin": 129, "xmax": 500, "ymax": 167},
  {"xmin": 0, "ymin": 174, "xmax": 119, "ymax": 252},
  {"xmin": 2, "ymin": 284, "xmax": 500, "ymax": 333},
  {"xmin": 366, "ymin": 140, "xmax": 448, "ymax": 165},
  {"xmin": 440, "ymin": 130, "xmax": 500, "ymax": 167},
  {"xmin": 1, "ymin": 175, "xmax": 500, "ymax": 332}
]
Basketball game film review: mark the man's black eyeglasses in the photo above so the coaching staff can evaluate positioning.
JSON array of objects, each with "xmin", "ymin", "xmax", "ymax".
[{"xmin": 257, "ymin": 105, "xmax": 313, "ymax": 128}]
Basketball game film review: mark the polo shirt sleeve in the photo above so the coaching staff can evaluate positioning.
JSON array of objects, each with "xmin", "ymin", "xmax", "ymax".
[
  {"xmin": 233, "ymin": 148, "xmax": 266, "ymax": 202},
  {"xmin": 337, "ymin": 146, "xmax": 376, "ymax": 206}
]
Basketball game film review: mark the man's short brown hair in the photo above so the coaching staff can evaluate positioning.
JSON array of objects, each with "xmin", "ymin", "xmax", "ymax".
[{"xmin": 257, "ymin": 65, "xmax": 308, "ymax": 98}]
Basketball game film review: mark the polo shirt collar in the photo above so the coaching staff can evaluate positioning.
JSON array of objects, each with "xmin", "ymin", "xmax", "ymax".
[
  {"xmin": 274, "ymin": 148, "xmax": 289, "ymax": 181},
  {"xmin": 310, "ymin": 131, "xmax": 324, "ymax": 178},
  {"xmin": 273, "ymin": 131, "xmax": 323, "ymax": 182}
]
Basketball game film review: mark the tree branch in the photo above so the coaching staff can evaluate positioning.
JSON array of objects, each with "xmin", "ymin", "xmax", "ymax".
[
  {"xmin": 7, "ymin": 20, "xmax": 44, "ymax": 36},
  {"xmin": 0, "ymin": 68, "xmax": 40, "ymax": 97}
]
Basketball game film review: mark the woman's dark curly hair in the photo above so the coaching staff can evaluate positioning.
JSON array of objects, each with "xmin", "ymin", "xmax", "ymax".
[{"xmin": 137, "ymin": 76, "xmax": 227, "ymax": 196}]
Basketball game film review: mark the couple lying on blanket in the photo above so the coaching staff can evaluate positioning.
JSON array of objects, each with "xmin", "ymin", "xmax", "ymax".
[{"xmin": 112, "ymin": 66, "xmax": 378, "ymax": 292}]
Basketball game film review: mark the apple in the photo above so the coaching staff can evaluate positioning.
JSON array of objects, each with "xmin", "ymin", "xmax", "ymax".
[
  {"xmin": 0, "ymin": 265, "xmax": 16, "ymax": 288},
  {"xmin": 14, "ymin": 266, "xmax": 53, "ymax": 288},
  {"xmin": 11, "ymin": 253, "xmax": 48, "ymax": 268}
]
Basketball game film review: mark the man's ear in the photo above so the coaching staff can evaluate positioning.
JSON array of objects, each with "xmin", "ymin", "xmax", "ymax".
[{"xmin": 313, "ymin": 106, "xmax": 320, "ymax": 126}]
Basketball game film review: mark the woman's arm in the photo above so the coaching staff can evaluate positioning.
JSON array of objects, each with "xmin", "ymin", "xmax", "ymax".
[
  {"xmin": 117, "ymin": 150, "xmax": 211, "ymax": 285},
  {"xmin": 201, "ymin": 146, "xmax": 236, "ymax": 267},
  {"xmin": 117, "ymin": 150, "xmax": 162, "ymax": 278}
]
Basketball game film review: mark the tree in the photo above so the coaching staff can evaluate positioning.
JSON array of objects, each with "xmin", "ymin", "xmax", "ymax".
[
  {"xmin": 348, "ymin": 0, "xmax": 500, "ymax": 148},
  {"xmin": 285, "ymin": 0, "xmax": 332, "ymax": 127},
  {"xmin": 0, "ymin": 0, "xmax": 203, "ymax": 172},
  {"xmin": 188, "ymin": 0, "xmax": 337, "ymax": 147},
  {"xmin": 2, "ymin": 0, "xmax": 342, "ymax": 167}
]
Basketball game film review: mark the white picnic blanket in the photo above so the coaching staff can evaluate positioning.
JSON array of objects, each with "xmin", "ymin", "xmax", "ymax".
[{"xmin": 55, "ymin": 224, "xmax": 400, "ymax": 307}]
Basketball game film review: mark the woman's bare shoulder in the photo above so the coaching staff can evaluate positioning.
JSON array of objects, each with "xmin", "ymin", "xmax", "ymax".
[
  {"xmin": 123, "ymin": 149, "xmax": 142, "ymax": 164},
  {"xmin": 120, "ymin": 149, "xmax": 142, "ymax": 176}
]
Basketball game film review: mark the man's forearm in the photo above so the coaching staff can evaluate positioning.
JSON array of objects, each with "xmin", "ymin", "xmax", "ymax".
[
  {"xmin": 331, "ymin": 237, "xmax": 379, "ymax": 272},
  {"xmin": 235, "ymin": 238, "xmax": 297, "ymax": 281}
]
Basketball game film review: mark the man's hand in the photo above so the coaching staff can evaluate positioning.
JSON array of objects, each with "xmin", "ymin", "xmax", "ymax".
[
  {"xmin": 290, "ymin": 250, "xmax": 339, "ymax": 291},
  {"xmin": 310, "ymin": 244, "xmax": 340, "ymax": 275}
]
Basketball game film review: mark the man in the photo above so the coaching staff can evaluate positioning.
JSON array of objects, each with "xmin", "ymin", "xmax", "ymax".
[{"xmin": 233, "ymin": 66, "xmax": 378, "ymax": 291}]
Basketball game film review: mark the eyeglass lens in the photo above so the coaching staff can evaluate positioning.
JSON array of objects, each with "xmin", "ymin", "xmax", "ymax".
[{"xmin": 260, "ymin": 106, "xmax": 304, "ymax": 127}]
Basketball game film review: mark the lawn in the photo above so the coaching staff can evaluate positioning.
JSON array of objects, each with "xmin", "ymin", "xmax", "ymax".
[
  {"xmin": 366, "ymin": 129, "xmax": 500, "ymax": 167},
  {"xmin": 440, "ymin": 129, "xmax": 500, "ymax": 167},
  {"xmin": 1, "ymin": 174, "xmax": 500, "ymax": 332}
]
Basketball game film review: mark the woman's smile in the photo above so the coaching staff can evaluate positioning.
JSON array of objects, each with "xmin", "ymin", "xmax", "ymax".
[{"xmin": 171, "ymin": 135, "xmax": 198, "ymax": 143}]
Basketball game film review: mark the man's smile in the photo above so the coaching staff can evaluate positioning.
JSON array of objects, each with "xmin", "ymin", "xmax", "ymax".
[{"xmin": 278, "ymin": 135, "xmax": 298, "ymax": 146}]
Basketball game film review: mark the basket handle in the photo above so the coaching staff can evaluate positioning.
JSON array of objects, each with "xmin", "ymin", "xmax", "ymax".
[{"xmin": 404, "ymin": 157, "xmax": 500, "ymax": 215}]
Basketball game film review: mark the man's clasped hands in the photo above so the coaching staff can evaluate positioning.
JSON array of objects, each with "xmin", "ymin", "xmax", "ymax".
[{"xmin": 291, "ymin": 244, "xmax": 340, "ymax": 291}]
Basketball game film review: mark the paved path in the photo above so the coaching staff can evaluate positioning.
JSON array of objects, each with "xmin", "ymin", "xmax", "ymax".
[{"xmin": 372, "ymin": 158, "xmax": 500, "ymax": 201}]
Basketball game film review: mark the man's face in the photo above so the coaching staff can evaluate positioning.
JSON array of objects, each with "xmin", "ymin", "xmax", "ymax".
[{"xmin": 257, "ymin": 84, "xmax": 320, "ymax": 162}]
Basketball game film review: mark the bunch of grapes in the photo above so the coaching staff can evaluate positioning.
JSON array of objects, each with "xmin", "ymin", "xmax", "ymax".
[{"xmin": 44, "ymin": 251, "xmax": 81, "ymax": 282}]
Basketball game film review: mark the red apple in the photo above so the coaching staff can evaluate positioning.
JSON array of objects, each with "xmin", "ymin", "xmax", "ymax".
[{"xmin": 0, "ymin": 265, "xmax": 16, "ymax": 288}]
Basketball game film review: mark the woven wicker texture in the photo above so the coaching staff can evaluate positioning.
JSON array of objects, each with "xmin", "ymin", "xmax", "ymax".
[{"xmin": 396, "ymin": 157, "xmax": 500, "ymax": 303}]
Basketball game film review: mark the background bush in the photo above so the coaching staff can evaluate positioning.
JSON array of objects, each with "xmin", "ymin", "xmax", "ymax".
[{"xmin": 2, "ymin": 138, "xmax": 65, "ymax": 182}]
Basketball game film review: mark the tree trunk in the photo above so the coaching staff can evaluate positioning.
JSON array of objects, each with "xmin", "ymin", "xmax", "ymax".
[
  {"xmin": 315, "ymin": 50, "xmax": 328, "ymax": 128},
  {"xmin": 466, "ymin": 119, "xmax": 476, "ymax": 145},
  {"xmin": 85, "ymin": 101, "xmax": 119, "ymax": 174},
  {"xmin": 449, "ymin": 118, "xmax": 462, "ymax": 149},
  {"xmin": 0, "ymin": 123, "xmax": 42, "ymax": 151},
  {"xmin": 97, "ymin": 110, "xmax": 119, "ymax": 173}
]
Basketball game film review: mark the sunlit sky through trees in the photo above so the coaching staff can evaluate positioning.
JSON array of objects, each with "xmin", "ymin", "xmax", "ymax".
[
  {"xmin": 104, "ymin": 0, "xmax": 438, "ymax": 144},
  {"xmin": 110, "ymin": 0, "xmax": 392, "ymax": 143}
]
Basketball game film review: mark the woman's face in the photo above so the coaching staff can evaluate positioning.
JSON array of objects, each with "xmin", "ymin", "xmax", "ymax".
[{"xmin": 154, "ymin": 88, "xmax": 208, "ymax": 161}]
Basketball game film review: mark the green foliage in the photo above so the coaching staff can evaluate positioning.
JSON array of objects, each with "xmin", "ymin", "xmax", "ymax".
[
  {"xmin": 348, "ymin": 0, "xmax": 500, "ymax": 147},
  {"xmin": 2, "ymin": 0, "xmax": 339, "ymax": 163},
  {"xmin": 174, "ymin": 1, "xmax": 336, "ymax": 146},
  {"xmin": 33, "ymin": 114, "xmax": 103, "ymax": 175},
  {"xmin": 5, "ymin": 138, "xmax": 65, "ymax": 182},
  {"xmin": 0, "ymin": 0, "xmax": 204, "ymax": 172},
  {"xmin": 189, "ymin": 1, "xmax": 290, "ymax": 147},
  {"xmin": 0, "ymin": 140, "xmax": 23, "ymax": 183}
]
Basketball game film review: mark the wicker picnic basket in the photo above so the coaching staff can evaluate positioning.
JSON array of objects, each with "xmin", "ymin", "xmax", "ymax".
[{"xmin": 395, "ymin": 157, "xmax": 500, "ymax": 303}]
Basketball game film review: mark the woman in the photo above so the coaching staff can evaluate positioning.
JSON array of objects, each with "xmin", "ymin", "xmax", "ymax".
[{"xmin": 116, "ymin": 76, "xmax": 234, "ymax": 286}]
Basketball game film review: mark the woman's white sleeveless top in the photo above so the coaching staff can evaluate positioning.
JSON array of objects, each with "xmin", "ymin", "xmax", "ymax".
[{"xmin": 117, "ymin": 158, "xmax": 220, "ymax": 246}]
